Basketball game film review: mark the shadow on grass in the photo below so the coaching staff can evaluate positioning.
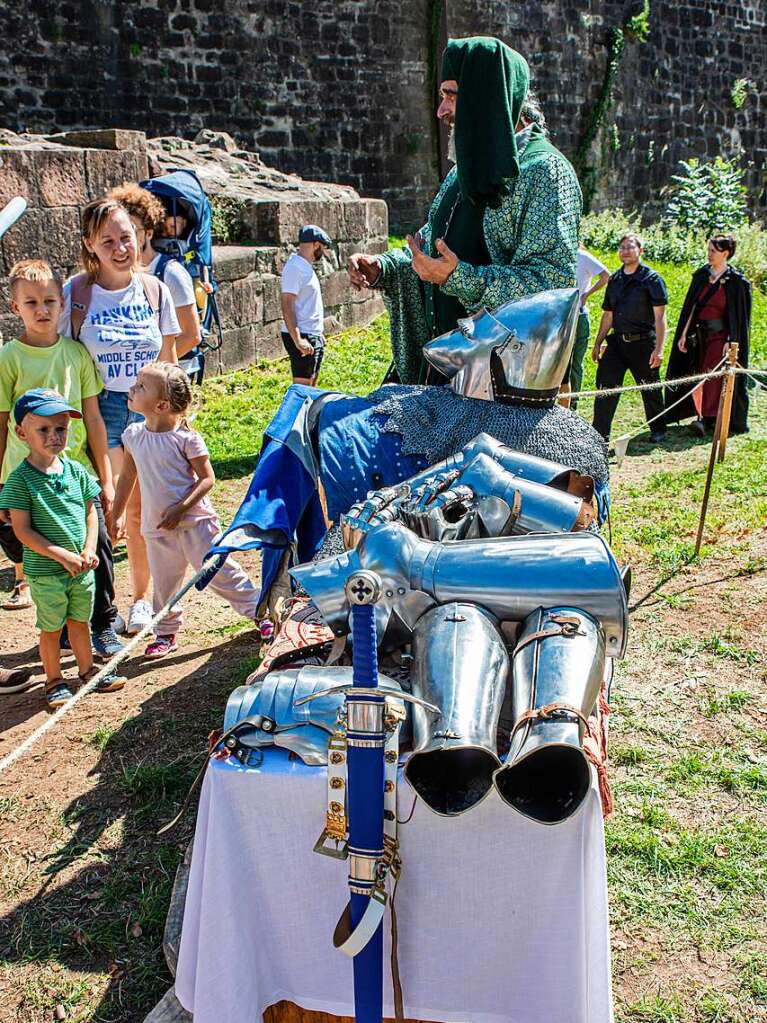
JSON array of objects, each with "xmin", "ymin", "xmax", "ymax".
[
  {"xmin": 0, "ymin": 629, "xmax": 261, "ymax": 1023},
  {"xmin": 209, "ymin": 453, "xmax": 260, "ymax": 481}
]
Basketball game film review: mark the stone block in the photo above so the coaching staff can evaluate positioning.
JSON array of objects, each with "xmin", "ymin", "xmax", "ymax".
[
  {"xmin": 36, "ymin": 150, "xmax": 88, "ymax": 207},
  {"xmin": 219, "ymin": 325, "xmax": 257, "ymax": 374},
  {"xmin": 0, "ymin": 149, "xmax": 40, "ymax": 206},
  {"xmin": 340, "ymin": 199, "xmax": 367, "ymax": 242},
  {"xmin": 212, "ymin": 245, "xmax": 257, "ymax": 282},
  {"xmin": 0, "ymin": 313, "xmax": 17, "ymax": 344},
  {"xmin": 255, "ymin": 321, "xmax": 285, "ymax": 362},
  {"xmin": 365, "ymin": 198, "xmax": 388, "ymax": 240},
  {"xmin": 0, "ymin": 206, "xmax": 81, "ymax": 275},
  {"xmin": 48, "ymin": 129, "xmax": 148, "ymax": 152},
  {"xmin": 249, "ymin": 199, "xmax": 341, "ymax": 246},
  {"xmin": 221, "ymin": 277, "xmax": 262, "ymax": 329},
  {"xmin": 83, "ymin": 149, "xmax": 150, "ymax": 199},
  {"xmin": 320, "ymin": 269, "xmax": 351, "ymax": 308},
  {"xmin": 261, "ymin": 274, "xmax": 282, "ymax": 322}
]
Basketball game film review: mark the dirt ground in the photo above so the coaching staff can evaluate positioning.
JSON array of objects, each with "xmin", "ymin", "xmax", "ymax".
[{"xmin": 0, "ymin": 450, "xmax": 764, "ymax": 1023}]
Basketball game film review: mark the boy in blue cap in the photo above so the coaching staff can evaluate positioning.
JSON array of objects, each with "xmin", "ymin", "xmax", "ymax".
[
  {"xmin": 0, "ymin": 389, "xmax": 127, "ymax": 709},
  {"xmin": 280, "ymin": 224, "xmax": 331, "ymax": 384}
]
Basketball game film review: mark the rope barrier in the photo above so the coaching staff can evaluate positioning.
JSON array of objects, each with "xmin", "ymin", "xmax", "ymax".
[
  {"xmin": 564, "ymin": 362, "xmax": 763, "ymax": 402},
  {"xmin": 0, "ymin": 557, "xmax": 226, "ymax": 780},
  {"xmin": 1, "ymin": 358, "xmax": 763, "ymax": 778}
]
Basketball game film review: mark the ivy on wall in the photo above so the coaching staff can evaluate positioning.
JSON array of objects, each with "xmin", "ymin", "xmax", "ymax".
[{"xmin": 574, "ymin": 2, "xmax": 652, "ymax": 211}]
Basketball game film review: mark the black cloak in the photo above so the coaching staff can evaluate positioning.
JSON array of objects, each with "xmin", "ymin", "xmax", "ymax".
[{"xmin": 664, "ymin": 264, "xmax": 752, "ymax": 434}]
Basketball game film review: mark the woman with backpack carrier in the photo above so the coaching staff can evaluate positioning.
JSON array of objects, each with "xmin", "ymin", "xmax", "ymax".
[
  {"xmin": 60, "ymin": 197, "xmax": 180, "ymax": 637},
  {"xmin": 109, "ymin": 184, "xmax": 204, "ymax": 381}
]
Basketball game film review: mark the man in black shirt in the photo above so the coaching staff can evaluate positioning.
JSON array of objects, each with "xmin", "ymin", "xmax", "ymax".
[{"xmin": 591, "ymin": 234, "xmax": 669, "ymax": 443}]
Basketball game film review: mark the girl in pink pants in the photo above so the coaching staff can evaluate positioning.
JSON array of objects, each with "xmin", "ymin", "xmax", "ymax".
[{"xmin": 111, "ymin": 363, "xmax": 258, "ymax": 658}]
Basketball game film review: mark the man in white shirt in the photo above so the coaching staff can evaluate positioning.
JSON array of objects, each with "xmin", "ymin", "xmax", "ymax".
[
  {"xmin": 280, "ymin": 225, "xmax": 331, "ymax": 385},
  {"xmin": 565, "ymin": 244, "xmax": 609, "ymax": 410}
]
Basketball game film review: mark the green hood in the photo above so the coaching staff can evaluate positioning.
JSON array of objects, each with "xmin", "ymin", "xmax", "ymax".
[{"xmin": 441, "ymin": 36, "xmax": 530, "ymax": 209}]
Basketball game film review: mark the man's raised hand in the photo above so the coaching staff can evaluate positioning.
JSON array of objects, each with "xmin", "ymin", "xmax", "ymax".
[
  {"xmin": 348, "ymin": 253, "xmax": 381, "ymax": 291},
  {"xmin": 407, "ymin": 235, "xmax": 458, "ymax": 285}
]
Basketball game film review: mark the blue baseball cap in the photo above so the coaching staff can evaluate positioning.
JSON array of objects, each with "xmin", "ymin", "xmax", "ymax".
[
  {"xmin": 298, "ymin": 224, "xmax": 332, "ymax": 247},
  {"xmin": 14, "ymin": 388, "xmax": 82, "ymax": 425}
]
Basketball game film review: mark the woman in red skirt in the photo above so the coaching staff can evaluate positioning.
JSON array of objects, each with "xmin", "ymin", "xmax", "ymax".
[{"xmin": 664, "ymin": 235, "xmax": 752, "ymax": 436}]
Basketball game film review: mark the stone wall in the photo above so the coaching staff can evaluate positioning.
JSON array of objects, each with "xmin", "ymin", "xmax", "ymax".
[
  {"xmin": 0, "ymin": 132, "xmax": 386, "ymax": 374},
  {"xmin": 0, "ymin": 1, "xmax": 764, "ymax": 228}
]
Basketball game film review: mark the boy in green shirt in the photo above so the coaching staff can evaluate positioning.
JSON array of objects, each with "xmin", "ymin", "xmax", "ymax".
[
  {"xmin": 0, "ymin": 390, "xmax": 127, "ymax": 709},
  {"xmin": 0, "ymin": 259, "xmax": 124, "ymax": 668}
]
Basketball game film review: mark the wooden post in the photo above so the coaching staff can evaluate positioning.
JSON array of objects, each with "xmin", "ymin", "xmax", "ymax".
[
  {"xmin": 717, "ymin": 344, "xmax": 739, "ymax": 463},
  {"xmin": 694, "ymin": 370, "xmax": 728, "ymax": 557}
]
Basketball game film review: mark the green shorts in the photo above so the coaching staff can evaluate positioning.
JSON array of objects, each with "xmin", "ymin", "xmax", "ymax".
[{"xmin": 28, "ymin": 571, "xmax": 95, "ymax": 633}]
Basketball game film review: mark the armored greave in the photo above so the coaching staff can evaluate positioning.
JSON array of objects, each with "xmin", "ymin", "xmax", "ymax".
[
  {"xmin": 405, "ymin": 603, "xmax": 508, "ymax": 816},
  {"xmin": 493, "ymin": 606, "xmax": 606, "ymax": 824}
]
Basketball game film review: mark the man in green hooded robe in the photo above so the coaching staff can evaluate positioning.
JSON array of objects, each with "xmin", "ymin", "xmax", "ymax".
[{"xmin": 349, "ymin": 36, "xmax": 582, "ymax": 384}]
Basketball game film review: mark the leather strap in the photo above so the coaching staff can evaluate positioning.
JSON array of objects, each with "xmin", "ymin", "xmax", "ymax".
[
  {"xmin": 510, "ymin": 701, "xmax": 592, "ymax": 740},
  {"xmin": 513, "ymin": 612, "xmax": 584, "ymax": 657}
]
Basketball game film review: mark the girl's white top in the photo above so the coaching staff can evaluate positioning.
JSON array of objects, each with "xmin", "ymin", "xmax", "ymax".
[{"xmin": 121, "ymin": 422, "xmax": 216, "ymax": 536}]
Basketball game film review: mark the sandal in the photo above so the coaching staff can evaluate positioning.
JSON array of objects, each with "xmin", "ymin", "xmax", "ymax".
[
  {"xmin": 45, "ymin": 680, "xmax": 74, "ymax": 710},
  {"xmin": 79, "ymin": 666, "xmax": 127, "ymax": 694},
  {"xmin": 3, "ymin": 582, "xmax": 33, "ymax": 610}
]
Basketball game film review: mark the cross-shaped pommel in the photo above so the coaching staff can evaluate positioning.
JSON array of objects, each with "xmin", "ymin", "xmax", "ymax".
[{"xmin": 344, "ymin": 569, "xmax": 382, "ymax": 605}]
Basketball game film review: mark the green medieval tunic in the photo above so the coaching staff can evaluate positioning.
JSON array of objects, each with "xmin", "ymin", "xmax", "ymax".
[{"xmin": 375, "ymin": 126, "xmax": 582, "ymax": 384}]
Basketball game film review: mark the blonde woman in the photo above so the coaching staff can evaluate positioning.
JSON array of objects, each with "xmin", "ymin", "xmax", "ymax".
[{"xmin": 60, "ymin": 197, "xmax": 180, "ymax": 636}]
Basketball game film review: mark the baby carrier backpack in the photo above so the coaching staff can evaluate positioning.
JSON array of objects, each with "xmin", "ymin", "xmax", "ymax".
[{"xmin": 139, "ymin": 169, "xmax": 223, "ymax": 382}]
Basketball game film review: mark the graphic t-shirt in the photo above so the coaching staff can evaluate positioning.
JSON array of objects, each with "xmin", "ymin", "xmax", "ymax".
[
  {"xmin": 59, "ymin": 276, "xmax": 180, "ymax": 392},
  {"xmin": 0, "ymin": 456, "xmax": 100, "ymax": 577},
  {"xmin": 280, "ymin": 253, "xmax": 324, "ymax": 335},
  {"xmin": 0, "ymin": 336, "xmax": 103, "ymax": 482}
]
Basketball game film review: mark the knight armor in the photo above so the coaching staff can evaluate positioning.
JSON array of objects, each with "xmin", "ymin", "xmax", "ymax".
[
  {"xmin": 494, "ymin": 606, "xmax": 606, "ymax": 823},
  {"xmin": 406, "ymin": 603, "xmax": 509, "ymax": 816},
  {"xmin": 422, "ymin": 288, "xmax": 580, "ymax": 405},
  {"xmin": 291, "ymin": 523, "xmax": 629, "ymax": 658}
]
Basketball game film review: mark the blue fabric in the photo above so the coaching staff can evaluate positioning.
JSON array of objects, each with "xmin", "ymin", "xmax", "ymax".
[
  {"xmin": 140, "ymin": 169, "xmax": 213, "ymax": 268},
  {"xmin": 317, "ymin": 397, "xmax": 430, "ymax": 523},
  {"xmin": 206, "ymin": 385, "xmax": 328, "ymax": 601},
  {"xmin": 98, "ymin": 389, "xmax": 143, "ymax": 449}
]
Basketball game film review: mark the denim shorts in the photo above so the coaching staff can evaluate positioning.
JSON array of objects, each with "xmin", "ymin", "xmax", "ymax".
[{"xmin": 98, "ymin": 389, "xmax": 144, "ymax": 449}]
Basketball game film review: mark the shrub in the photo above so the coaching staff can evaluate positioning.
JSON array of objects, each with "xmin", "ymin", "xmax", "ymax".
[
  {"xmin": 580, "ymin": 212, "xmax": 767, "ymax": 292},
  {"xmin": 662, "ymin": 157, "xmax": 749, "ymax": 235}
]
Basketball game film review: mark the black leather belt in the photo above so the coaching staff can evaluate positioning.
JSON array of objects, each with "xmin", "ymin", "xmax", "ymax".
[
  {"xmin": 699, "ymin": 317, "xmax": 726, "ymax": 336},
  {"xmin": 615, "ymin": 331, "xmax": 655, "ymax": 343}
]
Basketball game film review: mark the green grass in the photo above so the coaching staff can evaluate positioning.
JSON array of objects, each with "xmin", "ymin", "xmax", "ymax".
[{"xmin": 195, "ymin": 317, "xmax": 391, "ymax": 478}]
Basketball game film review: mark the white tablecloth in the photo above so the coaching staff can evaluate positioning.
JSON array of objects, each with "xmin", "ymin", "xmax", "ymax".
[{"xmin": 176, "ymin": 752, "xmax": 613, "ymax": 1023}]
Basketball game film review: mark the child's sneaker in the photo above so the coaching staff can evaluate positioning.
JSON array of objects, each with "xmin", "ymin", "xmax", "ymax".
[
  {"xmin": 145, "ymin": 635, "xmax": 178, "ymax": 659},
  {"xmin": 45, "ymin": 680, "xmax": 74, "ymax": 710},
  {"xmin": 91, "ymin": 626, "xmax": 124, "ymax": 661},
  {"xmin": 126, "ymin": 599, "xmax": 153, "ymax": 636}
]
